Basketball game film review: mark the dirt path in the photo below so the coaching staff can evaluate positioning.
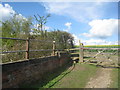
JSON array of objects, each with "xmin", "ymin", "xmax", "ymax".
[{"xmin": 85, "ymin": 68, "xmax": 113, "ymax": 88}]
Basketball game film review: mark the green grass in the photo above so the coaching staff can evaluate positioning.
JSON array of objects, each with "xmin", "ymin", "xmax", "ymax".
[
  {"xmin": 75, "ymin": 45, "xmax": 120, "ymax": 48},
  {"xmin": 42, "ymin": 63, "xmax": 98, "ymax": 88},
  {"xmin": 21, "ymin": 61, "xmax": 119, "ymax": 89},
  {"xmin": 74, "ymin": 45, "xmax": 119, "ymax": 53},
  {"xmin": 21, "ymin": 62, "xmax": 73, "ymax": 89},
  {"xmin": 84, "ymin": 49, "xmax": 118, "ymax": 53},
  {"xmin": 109, "ymin": 68, "xmax": 119, "ymax": 88},
  {"xmin": 84, "ymin": 45, "xmax": 120, "ymax": 48},
  {"xmin": 118, "ymin": 68, "xmax": 120, "ymax": 89}
]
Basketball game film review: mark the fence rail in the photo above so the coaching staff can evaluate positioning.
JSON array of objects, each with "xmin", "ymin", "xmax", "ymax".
[
  {"xmin": 1, "ymin": 50, "xmax": 27, "ymax": 54},
  {"xmin": 67, "ymin": 41, "xmax": 119, "ymax": 63},
  {"xmin": 1, "ymin": 37, "xmax": 27, "ymax": 41},
  {"xmin": 1, "ymin": 37, "xmax": 119, "ymax": 63},
  {"xmin": 82, "ymin": 48, "xmax": 119, "ymax": 50},
  {"xmin": 29, "ymin": 39, "xmax": 53, "ymax": 42},
  {"xmin": 1, "ymin": 37, "xmax": 59, "ymax": 60},
  {"xmin": 1, "ymin": 49, "xmax": 57, "ymax": 54},
  {"xmin": 67, "ymin": 48, "xmax": 119, "ymax": 51}
]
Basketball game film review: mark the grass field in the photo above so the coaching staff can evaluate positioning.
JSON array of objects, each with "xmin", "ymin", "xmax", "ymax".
[
  {"xmin": 22, "ymin": 63, "xmax": 98, "ymax": 88},
  {"xmin": 109, "ymin": 68, "xmax": 119, "ymax": 88},
  {"xmin": 21, "ymin": 62, "xmax": 73, "ymax": 88},
  {"xmin": 85, "ymin": 45, "xmax": 120, "ymax": 48},
  {"xmin": 41, "ymin": 64, "xmax": 119, "ymax": 89},
  {"xmin": 75, "ymin": 45, "xmax": 120, "ymax": 48},
  {"xmin": 21, "ymin": 63, "xmax": 119, "ymax": 89},
  {"xmin": 74, "ymin": 45, "xmax": 119, "ymax": 53},
  {"xmin": 42, "ymin": 63, "xmax": 98, "ymax": 88}
]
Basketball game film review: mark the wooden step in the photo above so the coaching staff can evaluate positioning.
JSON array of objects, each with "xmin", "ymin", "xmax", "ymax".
[{"xmin": 70, "ymin": 53, "xmax": 79, "ymax": 55}]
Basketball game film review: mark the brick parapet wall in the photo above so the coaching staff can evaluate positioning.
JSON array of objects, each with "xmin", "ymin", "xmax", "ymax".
[{"xmin": 2, "ymin": 52, "xmax": 71, "ymax": 88}]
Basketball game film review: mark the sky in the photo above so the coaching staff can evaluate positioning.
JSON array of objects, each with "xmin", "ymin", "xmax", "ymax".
[{"xmin": 0, "ymin": 1, "xmax": 119, "ymax": 45}]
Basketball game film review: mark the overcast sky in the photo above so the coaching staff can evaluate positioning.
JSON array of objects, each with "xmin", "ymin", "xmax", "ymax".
[{"xmin": 0, "ymin": 1, "xmax": 119, "ymax": 45}]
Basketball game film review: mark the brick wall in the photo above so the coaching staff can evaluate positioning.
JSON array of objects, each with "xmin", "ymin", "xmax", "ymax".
[{"xmin": 2, "ymin": 52, "xmax": 71, "ymax": 88}]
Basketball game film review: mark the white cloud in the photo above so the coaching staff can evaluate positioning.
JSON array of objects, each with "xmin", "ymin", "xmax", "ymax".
[
  {"xmin": 81, "ymin": 39, "xmax": 118, "ymax": 45},
  {"xmin": 0, "ymin": 4, "xmax": 26, "ymax": 21},
  {"xmin": 44, "ymin": 25, "xmax": 50, "ymax": 30},
  {"xmin": 72, "ymin": 34, "xmax": 118, "ymax": 45},
  {"xmin": 0, "ymin": 4, "xmax": 15, "ymax": 20},
  {"xmin": 82, "ymin": 19, "xmax": 118, "ymax": 39},
  {"xmin": 43, "ymin": 2, "xmax": 104, "ymax": 22},
  {"xmin": 30, "ymin": 24, "xmax": 51, "ymax": 35},
  {"xmin": 64, "ymin": 22, "xmax": 72, "ymax": 32},
  {"xmin": 34, "ymin": 24, "xmax": 51, "ymax": 30},
  {"xmin": 65, "ymin": 22, "xmax": 72, "ymax": 28},
  {"xmin": 1, "ymin": 0, "xmax": 119, "ymax": 2},
  {"xmin": 72, "ymin": 34, "xmax": 79, "ymax": 45}
]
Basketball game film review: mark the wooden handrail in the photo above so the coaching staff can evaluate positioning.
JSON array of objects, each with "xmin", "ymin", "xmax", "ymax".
[{"xmin": 1, "ymin": 37, "xmax": 27, "ymax": 41}]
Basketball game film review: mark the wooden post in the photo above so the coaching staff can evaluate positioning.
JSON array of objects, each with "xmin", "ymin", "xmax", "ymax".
[
  {"xmin": 25, "ymin": 38, "xmax": 29, "ymax": 59},
  {"xmin": 79, "ymin": 40, "xmax": 81, "ymax": 62},
  {"xmin": 81, "ymin": 43, "xmax": 84, "ymax": 62},
  {"xmin": 52, "ymin": 41, "xmax": 56, "ymax": 56},
  {"xmin": 79, "ymin": 40, "xmax": 83, "ymax": 62}
]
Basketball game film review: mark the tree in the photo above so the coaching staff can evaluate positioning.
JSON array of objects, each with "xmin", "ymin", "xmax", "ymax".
[
  {"xmin": 2, "ymin": 13, "xmax": 32, "ymax": 38},
  {"xmin": 1, "ymin": 13, "xmax": 32, "ymax": 49},
  {"xmin": 1, "ymin": 13, "xmax": 75, "ymax": 62},
  {"xmin": 33, "ymin": 14, "xmax": 50, "ymax": 38},
  {"xmin": 48, "ymin": 30, "xmax": 74, "ymax": 49}
]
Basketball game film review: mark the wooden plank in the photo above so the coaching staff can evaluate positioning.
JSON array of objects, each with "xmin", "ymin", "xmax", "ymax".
[
  {"xmin": 1, "ymin": 37, "xmax": 27, "ymax": 41},
  {"xmin": 1, "ymin": 50, "xmax": 27, "ymax": 54},
  {"xmin": 64, "ymin": 48, "xmax": 79, "ymax": 50},
  {"xmin": 70, "ymin": 52, "xmax": 79, "ymax": 54},
  {"xmin": 83, "ymin": 48, "xmax": 119, "ymax": 50},
  {"xmin": 30, "ymin": 49, "xmax": 53, "ymax": 51}
]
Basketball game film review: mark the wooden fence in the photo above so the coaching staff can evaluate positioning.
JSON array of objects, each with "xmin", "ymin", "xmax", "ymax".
[
  {"xmin": 1, "ymin": 37, "xmax": 64, "ymax": 62},
  {"xmin": 68, "ymin": 40, "xmax": 119, "ymax": 63},
  {"xmin": 66, "ymin": 40, "xmax": 84, "ymax": 63},
  {"xmin": 1, "ymin": 37, "xmax": 119, "ymax": 63}
]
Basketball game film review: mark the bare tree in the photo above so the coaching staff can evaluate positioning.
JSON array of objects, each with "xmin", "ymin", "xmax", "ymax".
[{"xmin": 34, "ymin": 14, "xmax": 50, "ymax": 30}]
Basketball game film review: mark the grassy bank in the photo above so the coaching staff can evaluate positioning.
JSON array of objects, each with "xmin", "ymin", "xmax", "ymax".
[
  {"xmin": 109, "ymin": 68, "xmax": 119, "ymax": 88},
  {"xmin": 21, "ymin": 61, "xmax": 73, "ymax": 89},
  {"xmin": 42, "ymin": 63, "xmax": 98, "ymax": 88}
]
